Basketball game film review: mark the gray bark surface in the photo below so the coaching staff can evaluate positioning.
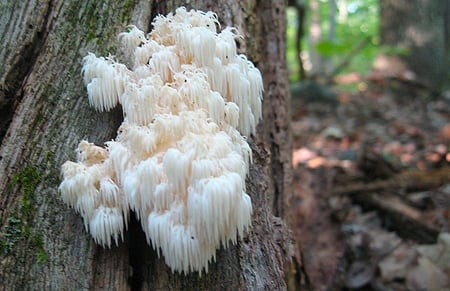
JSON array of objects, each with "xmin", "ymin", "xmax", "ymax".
[{"xmin": 0, "ymin": 0, "xmax": 296, "ymax": 290}]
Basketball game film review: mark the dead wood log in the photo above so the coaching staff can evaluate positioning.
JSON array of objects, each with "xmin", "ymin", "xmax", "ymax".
[
  {"xmin": 332, "ymin": 168, "xmax": 450, "ymax": 243},
  {"xmin": 333, "ymin": 167, "xmax": 450, "ymax": 197}
]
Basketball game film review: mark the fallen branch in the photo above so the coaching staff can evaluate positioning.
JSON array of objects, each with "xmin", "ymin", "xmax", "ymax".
[
  {"xmin": 353, "ymin": 192, "xmax": 439, "ymax": 243},
  {"xmin": 333, "ymin": 167, "xmax": 450, "ymax": 197},
  {"xmin": 333, "ymin": 167, "xmax": 450, "ymax": 243}
]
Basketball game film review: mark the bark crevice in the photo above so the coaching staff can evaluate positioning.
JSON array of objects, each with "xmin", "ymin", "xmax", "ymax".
[
  {"xmin": 0, "ymin": 1, "xmax": 53, "ymax": 143},
  {"xmin": 128, "ymin": 214, "xmax": 147, "ymax": 291}
]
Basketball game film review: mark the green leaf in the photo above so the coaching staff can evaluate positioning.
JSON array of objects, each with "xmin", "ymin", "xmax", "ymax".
[{"xmin": 315, "ymin": 40, "xmax": 351, "ymax": 57}]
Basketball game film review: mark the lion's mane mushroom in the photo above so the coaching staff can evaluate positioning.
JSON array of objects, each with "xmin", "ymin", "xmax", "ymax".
[{"xmin": 59, "ymin": 7, "xmax": 263, "ymax": 274}]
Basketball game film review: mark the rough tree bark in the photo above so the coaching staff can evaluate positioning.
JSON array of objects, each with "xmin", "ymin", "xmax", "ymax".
[{"xmin": 0, "ymin": 0, "xmax": 298, "ymax": 290}]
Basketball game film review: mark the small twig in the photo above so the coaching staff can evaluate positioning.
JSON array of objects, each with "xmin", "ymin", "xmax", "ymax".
[{"xmin": 326, "ymin": 36, "xmax": 372, "ymax": 82}]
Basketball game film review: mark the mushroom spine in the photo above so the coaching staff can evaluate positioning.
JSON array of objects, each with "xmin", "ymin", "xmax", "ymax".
[{"xmin": 59, "ymin": 7, "xmax": 263, "ymax": 275}]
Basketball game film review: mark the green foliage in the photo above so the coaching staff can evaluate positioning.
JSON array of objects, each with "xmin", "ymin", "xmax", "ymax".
[
  {"xmin": 34, "ymin": 233, "xmax": 48, "ymax": 264},
  {"xmin": 287, "ymin": 0, "xmax": 384, "ymax": 81},
  {"xmin": 10, "ymin": 165, "xmax": 42, "ymax": 218},
  {"xmin": 2, "ymin": 216, "xmax": 22, "ymax": 255},
  {"xmin": 1, "ymin": 165, "xmax": 43, "ymax": 256},
  {"xmin": 379, "ymin": 45, "xmax": 410, "ymax": 56},
  {"xmin": 315, "ymin": 40, "xmax": 349, "ymax": 57}
]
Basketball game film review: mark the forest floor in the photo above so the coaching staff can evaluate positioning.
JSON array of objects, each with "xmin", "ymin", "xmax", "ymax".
[{"xmin": 289, "ymin": 74, "xmax": 450, "ymax": 290}]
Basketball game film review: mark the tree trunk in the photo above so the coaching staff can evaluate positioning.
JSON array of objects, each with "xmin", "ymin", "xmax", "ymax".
[
  {"xmin": 378, "ymin": 0, "xmax": 449, "ymax": 91},
  {"xmin": 0, "ymin": 0, "xmax": 297, "ymax": 290},
  {"xmin": 307, "ymin": 0, "xmax": 324, "ymax": 77}
]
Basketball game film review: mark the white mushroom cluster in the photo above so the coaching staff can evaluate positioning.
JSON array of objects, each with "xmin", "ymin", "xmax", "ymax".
[{"xmin": 59, "ymin": 7, "xmax": 263, "ymax": 274}]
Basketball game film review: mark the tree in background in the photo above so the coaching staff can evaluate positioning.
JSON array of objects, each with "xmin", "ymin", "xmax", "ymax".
[
  {"xmin": 287, "ymin": 0, "xmax": 379, "ymax": 82},
  {"xmin": 0, "ymin": 0, "xmax": 299, "ymax": 289},
  {"xmin": 288, "ymin": 0, "xmax": 449, "ymax": 93},
  {"xmin": 378, "ymin": 0, "xmax": 449, "ymax": 91}
]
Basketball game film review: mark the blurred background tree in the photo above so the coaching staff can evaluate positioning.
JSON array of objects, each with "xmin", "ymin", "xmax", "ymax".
[
  {"xmin": 287, "ymin": 0, "xmax": 449, "ymax": 93},
  {"xmin": 377, "ymin": 0, "xmax": 449, "ymax": 91}
]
